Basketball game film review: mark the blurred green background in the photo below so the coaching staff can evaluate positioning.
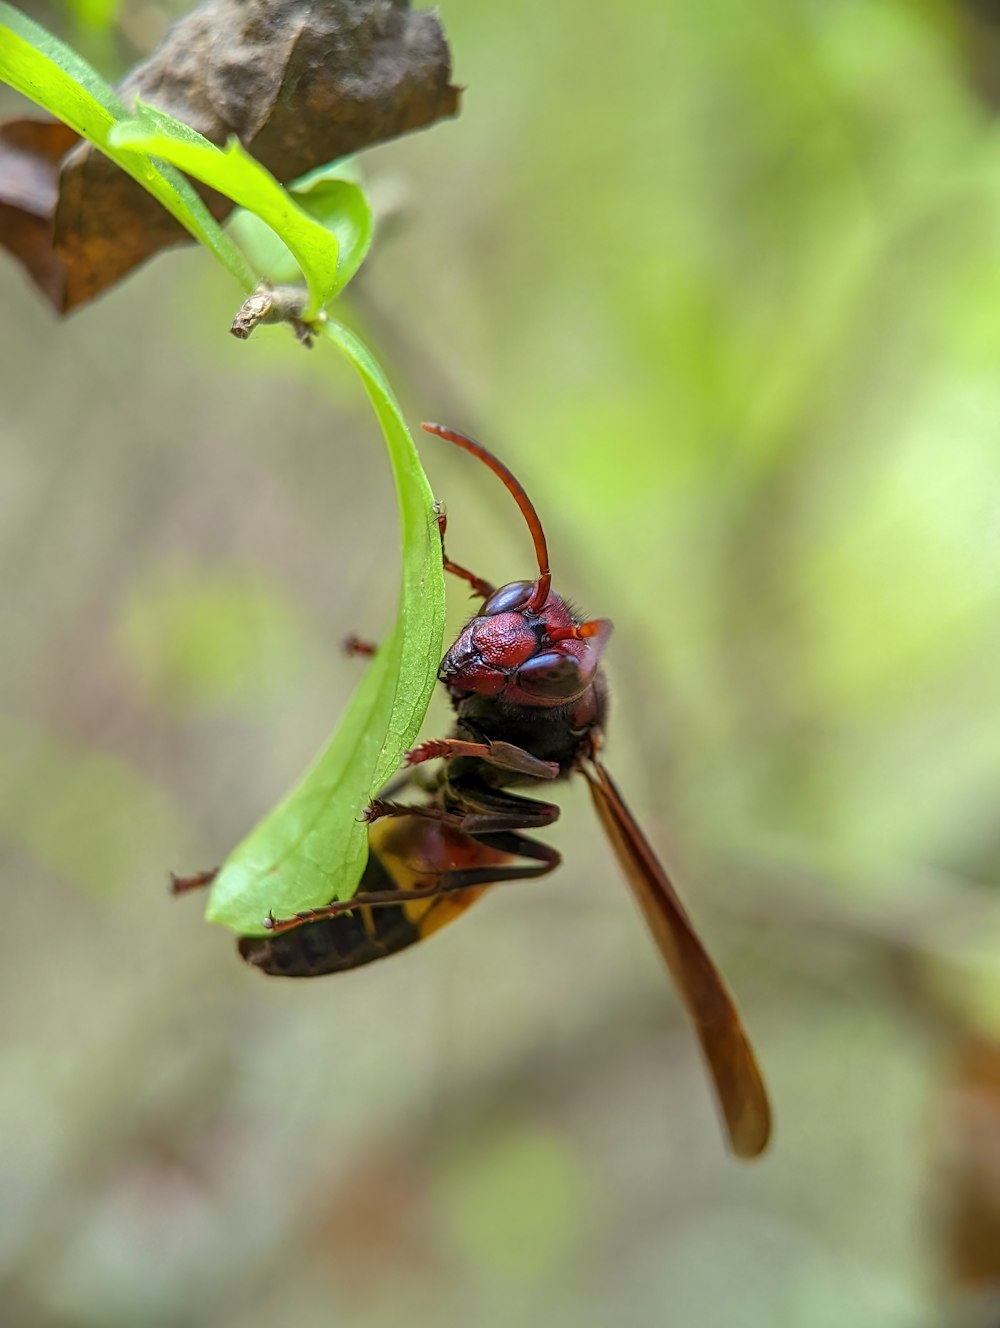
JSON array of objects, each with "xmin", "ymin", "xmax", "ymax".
[{"xmin": 4, "ymin": 0, "xmax": 1000, "ymax": 1324}]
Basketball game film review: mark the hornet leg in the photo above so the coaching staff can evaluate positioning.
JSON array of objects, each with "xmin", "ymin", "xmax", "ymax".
[
  {"xmin": 405, "ymin": 738, "xmax": 559, "ymax": 781},
  {"xmin": 170, "ymin": 868, "xmax": 218, "ymax": 895},
  {"xmin": 263, "ymin": 831, "xmax": 560, "ymax": 936},
  {"xmin": 437, "ymin": 507, "xmax": 495, "ymax": 600}
]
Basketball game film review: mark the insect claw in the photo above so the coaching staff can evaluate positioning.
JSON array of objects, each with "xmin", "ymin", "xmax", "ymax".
[
  {"xmin": 263, "ymin": 911, "xmax": 278, "ymax": 931},
  {"xmin": 343, "ymin": 634, "xmax": 377, "ymax": 658},
  {"xmin": 405, "ymin": 741, "xmax": 445, "ymax": 767},
  {"xmin": 169, "ymin": 868, "xmax": 218, "ymax": 895}
]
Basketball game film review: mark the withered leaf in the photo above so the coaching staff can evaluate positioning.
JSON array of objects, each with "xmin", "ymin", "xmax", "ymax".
[
  {"xmin": 0, "ymin": 118, "xmax": 78, "ymax": 308},
  {"xmin": 0, "ymin": 0, "xmax": 459, "ymax": 312}
]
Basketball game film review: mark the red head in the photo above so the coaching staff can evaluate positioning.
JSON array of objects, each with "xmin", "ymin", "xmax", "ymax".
[{"xmin": 423, "ymin": 424, "xmax": 613, "ymax": 709}]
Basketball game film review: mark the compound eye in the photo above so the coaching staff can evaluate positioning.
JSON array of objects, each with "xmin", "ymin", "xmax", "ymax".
[
  {"xmin": 516, "ymin": 651, "xmax": 584, "ymax": 700},
  {"xmin": 481, "ymin": 580, "xmax": 534, "ymax": 616}
]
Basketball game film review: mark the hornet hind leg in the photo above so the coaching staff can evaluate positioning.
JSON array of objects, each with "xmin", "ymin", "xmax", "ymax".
[{"xmin": 262, "ymin": 825, "xmax": 560, "ymax": 936}]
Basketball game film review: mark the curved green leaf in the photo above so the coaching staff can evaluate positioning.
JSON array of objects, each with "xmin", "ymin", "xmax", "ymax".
[
  {"xmin": 0, "ymin": 4, "xmax": 444, "ymax": 936},
  {"xmin": 0, "ymin": 3, "xmax": 253, "ymax": 289},
  {"xmin": 227, "ymin": 161, "xmax": 374, "ymax": 298},
  {"xmin": 205, "ymin": 320, "xmax": 446, "ymax": 934},
  {"xmin": 110, "ymin": 106, "xmax": 341, "ymax": 316}
]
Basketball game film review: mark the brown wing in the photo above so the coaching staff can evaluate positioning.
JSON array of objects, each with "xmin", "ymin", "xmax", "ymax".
[{"xmin": 582, "ymin": 757, "xmax": 772, "ymax": 1159}]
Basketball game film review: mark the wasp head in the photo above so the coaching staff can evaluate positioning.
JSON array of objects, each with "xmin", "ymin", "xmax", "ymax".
[{"xmin": 439, "ymin": 577, "xmax": 613, "ymax": 714}]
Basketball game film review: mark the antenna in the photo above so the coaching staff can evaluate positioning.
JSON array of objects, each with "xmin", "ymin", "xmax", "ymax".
[{"xmin": 421, "ymin": 423, "xmax": 551, "ymax": 612}]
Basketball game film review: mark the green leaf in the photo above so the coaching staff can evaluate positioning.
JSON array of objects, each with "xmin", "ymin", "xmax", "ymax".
[
  {"xmin": 227, "ymin": 160, "xmax": 374, "ymax": 298},
  {"xmin": 110, "ymin": 106, "xmax": 342, "ymax": 316},
  {"xmin": 0, "ymin": 2, "xmax": 253, "ymax": 290},
  {"xmin": 205, "ymin": 319, "xmax": 446, "ymax": 934}
]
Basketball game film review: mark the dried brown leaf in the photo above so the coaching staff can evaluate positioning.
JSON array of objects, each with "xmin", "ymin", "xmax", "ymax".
[
  {"xmin": 1, "ymin": 0, "xmax": 459, "ymax": 311},
  {"xmin": 0, "ymin": 118, "xmax": 78, "ymax": 307}
]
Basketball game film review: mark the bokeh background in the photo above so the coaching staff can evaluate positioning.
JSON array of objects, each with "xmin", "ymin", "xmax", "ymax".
[{"xmin": 4, "ymin": 0, "xmax": 1000, "ymax": 1324}]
